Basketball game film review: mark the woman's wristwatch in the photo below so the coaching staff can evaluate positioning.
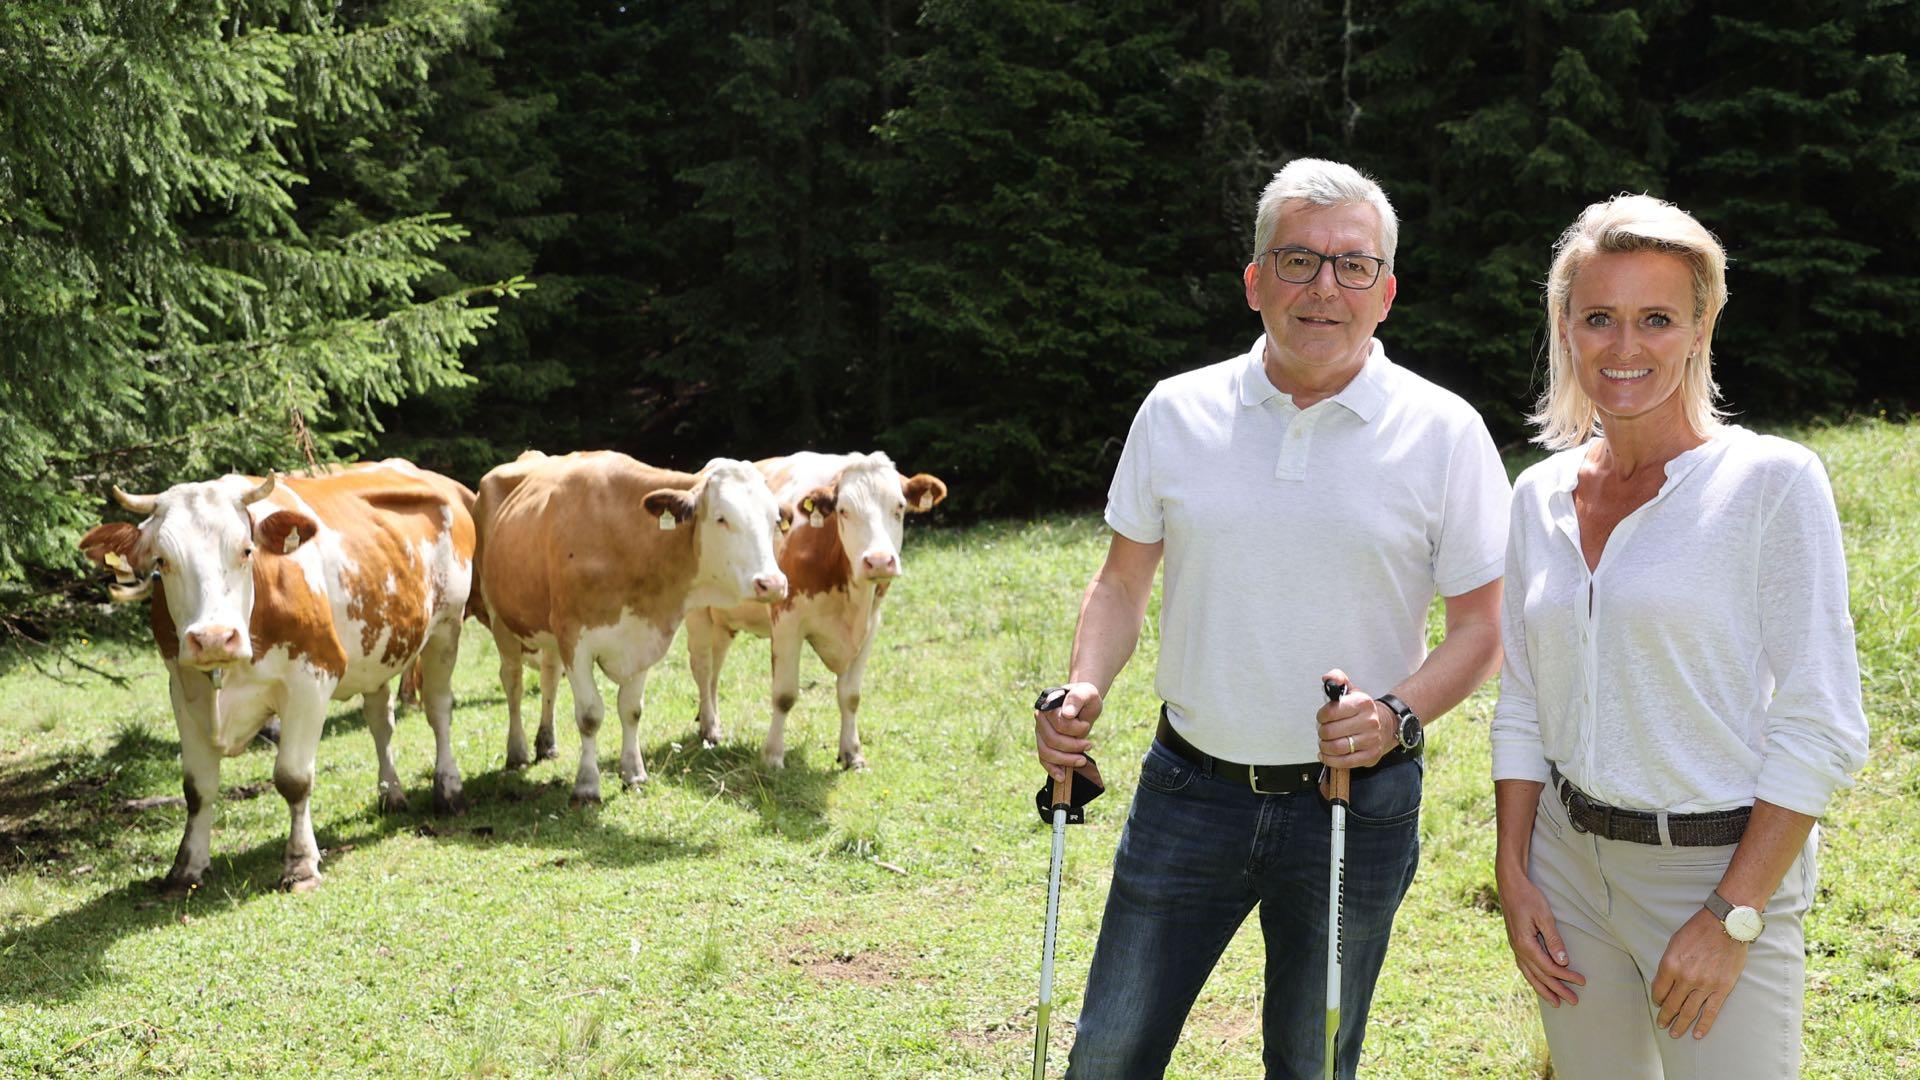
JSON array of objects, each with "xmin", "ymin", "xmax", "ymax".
[{"xmin": 1705, "ymin": 888, "xmax": 1765, "ymax": 942}]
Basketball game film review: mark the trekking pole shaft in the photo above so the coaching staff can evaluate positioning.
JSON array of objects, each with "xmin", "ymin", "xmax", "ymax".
[
  {"xmin": 1323, "ymin": 677, "xmax": 1349, "ymax": 1080},
  {"xmin": 1035, "ymin": 773, "xmax": 1073, "ymax": 1080}
]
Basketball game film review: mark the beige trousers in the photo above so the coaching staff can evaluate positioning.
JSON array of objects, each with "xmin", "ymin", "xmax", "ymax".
[{"xmin": 1525, "ymin": 784, "xmax": 1816, "ymax": 1080}]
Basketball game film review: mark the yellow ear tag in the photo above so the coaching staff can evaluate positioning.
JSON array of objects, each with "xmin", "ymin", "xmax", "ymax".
[
  {"xmin": 105, "ymin": 551, "xmax": 137, "ymax": 583},
  {"xmin": 283, "ymin": 529, "xmax": 301, "ymax": 554},
  {"xmin": 918, "ymin": 493, "xmax": 933, "ymax": 511},
  {"xmin": 658, "ymin": 513, "xmax": 676, "ymax": 531}
]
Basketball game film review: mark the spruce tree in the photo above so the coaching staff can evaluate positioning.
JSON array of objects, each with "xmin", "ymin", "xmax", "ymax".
[
  {"xmin": 0, "ymin": 0, "xmax": 521, "ymax": 636},
  {"xmin": 1667, "ymin": 2, "xmax": 1920, "ymax": 417}
]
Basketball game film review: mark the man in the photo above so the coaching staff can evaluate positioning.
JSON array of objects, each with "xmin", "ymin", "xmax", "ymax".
[{"xmin": 1034, "ymin": 158, "xmax": 1509, "ymax": 1078}]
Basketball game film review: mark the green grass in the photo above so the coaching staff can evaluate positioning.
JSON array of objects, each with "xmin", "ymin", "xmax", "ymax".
[{"xmin": 1, "ymin": 419, "xmax": 1915, "ymax": 1077}]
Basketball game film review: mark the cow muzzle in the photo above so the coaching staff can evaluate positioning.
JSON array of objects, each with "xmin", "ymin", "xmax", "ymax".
[
  {"xmin": 183, "ymin": 625, "xmax": 248, "ymax": 668},
  {"xmin": 857, "ymin": 550, "xmax": 902, "ymax": 581},
  {"xmin": 751, "ymin": 572, "xmax": 789, "ymax": 603}
]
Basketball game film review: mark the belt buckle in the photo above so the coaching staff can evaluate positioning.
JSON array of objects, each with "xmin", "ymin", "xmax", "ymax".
[
  {"xmin": 1250, "ymin": 764, "xmax": 1283, "ymax": 795},
  {"xmin": 1565, "ymin": 787, "xmax": 1591, "ymax": 835}
]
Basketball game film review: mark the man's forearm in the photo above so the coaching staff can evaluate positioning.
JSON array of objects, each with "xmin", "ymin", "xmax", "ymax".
[
  {"xmin": 1389, "ymin": 580, "xmax": 1503, "ymax": 726},
  {"xmin": 1066, "ymin": 569, "xmax": 1153, "ymax": 697}
]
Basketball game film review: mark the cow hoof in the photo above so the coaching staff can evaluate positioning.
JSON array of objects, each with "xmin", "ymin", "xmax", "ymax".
[
  {"xmin": 281, "ymin": 872, "xmax": 323, "ymax": 894},
  {"xmin": 568, "ymin": 792, "xmax": 601, "ymax": 809},
  {"xmin": 761, "ymin": 752, "xmax": 786, "ymax": 771},
  {"xmin": 155, "ymin": 874, "xmax": 202, "ymax": 899},
  {"xmin": 505, "ymin": 748, "xmax": 531, "ymax": 770},
  {"xmin": 839, "ymin": 751, "xmax": 868, "ymax": 772},
  {"xmin": 620, "ymin": 774, "xmax": 648, "ymax": 791},
  {"xmin": 534, "ymin": 732, "xmax": 557, "ymax": 761},
  {"xmin": 433, "ymin": 789, "xmax": 469, "ymax": 816},
  {"xmin": 378, "ymin": 789, "xmax": 410, "ymax": 814}
]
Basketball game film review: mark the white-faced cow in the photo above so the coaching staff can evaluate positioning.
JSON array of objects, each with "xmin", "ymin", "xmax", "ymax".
[
  {"xmin": 686, "ymin": 451, "xmax": 947, "ymax": 769},
  {"xmin": 78, "ymin": 461, "xmax": 476, "ymax": 893},
  {"xmin": 474, "ymin": 453, "xmax": 789, "ymax": 804}
]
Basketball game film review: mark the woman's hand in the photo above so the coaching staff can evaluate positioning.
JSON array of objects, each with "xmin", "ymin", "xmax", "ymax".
[
  {"xmin": 1651, "ymin": 907, "xmax": 1748, "ymax": 1039},
  {"xmin": 1498, "ymin": 867, "xmax": 1586, "ymax": 1007}
]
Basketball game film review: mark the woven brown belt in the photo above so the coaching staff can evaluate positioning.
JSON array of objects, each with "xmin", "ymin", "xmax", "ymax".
[
  {"xmin": 1154, "ymin": 706, "xmax": 1419, "ymax": 796},
  {"xmin": 1550, "ymin": 765, "xmax": 1750, "ymax": 847}
]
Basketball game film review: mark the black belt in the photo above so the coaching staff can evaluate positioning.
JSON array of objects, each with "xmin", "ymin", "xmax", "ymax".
[
  {"xmin": 1551, "ymin": 765, "xmax": 1750, "ymax": 847},
  {"xmin": 1154, "ymin": 707, "xmax": 1419, "ymax": 796}
]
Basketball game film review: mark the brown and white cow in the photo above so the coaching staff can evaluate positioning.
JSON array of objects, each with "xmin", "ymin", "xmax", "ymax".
[
  {"xmin": 474, "ymin": 453, "xmax": 789, "ymax": 804},
  {"xmin": 78, "ymin": 460, "xmax": 476, "ymax": 893},
  {"xmin": 686, "ymin": 451, "xmax": 947, "ymax": 769}
]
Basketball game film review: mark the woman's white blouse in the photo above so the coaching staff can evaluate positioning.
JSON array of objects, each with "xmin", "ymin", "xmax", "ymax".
[{"xmin": 1491, "ymin": 427, "xmax": 1869, "ymax": 816}]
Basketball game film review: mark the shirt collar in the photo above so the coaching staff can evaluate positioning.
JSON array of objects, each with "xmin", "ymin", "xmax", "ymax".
[
  {"xmin": 1548, "ymin": 427, "xmax": 1739, "ymax": 497},
  {"xmin": 1238, "ymin": 336, "xmax": 1389, "ymax": 422}
]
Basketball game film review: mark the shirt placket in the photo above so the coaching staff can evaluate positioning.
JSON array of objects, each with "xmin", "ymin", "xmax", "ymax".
[
  {"xmin": 1550, "ymin": 490, "xmax": 1599, "ymax": 780},
  {"xmin": 1558, "ymin": 464, "xmax": 1694, "ymax": 803},
  {"xmin": 1275, "ymin": 402, "xmax": 1319, "ymax": 481}
]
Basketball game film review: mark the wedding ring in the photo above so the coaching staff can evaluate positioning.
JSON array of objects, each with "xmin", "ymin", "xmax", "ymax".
[{"xmin": 1346, "ymin": 735, "xmax": 1356, "ymax": 755}]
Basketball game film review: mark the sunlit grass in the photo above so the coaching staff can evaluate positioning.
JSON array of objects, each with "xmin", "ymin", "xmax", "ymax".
[{"xmin": 0, "ymin": 419, "xmax": 1910, "ymax": 1076}]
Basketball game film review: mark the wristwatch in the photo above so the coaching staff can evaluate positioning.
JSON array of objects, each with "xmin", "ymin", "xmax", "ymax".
[
  {"xmin": 1704, "ymin": 889, "xmax": 1765, "ymax": 943},
  {"xmin": 1377, "ymin": 693, "xmax": 1423, "ymax": 751}
]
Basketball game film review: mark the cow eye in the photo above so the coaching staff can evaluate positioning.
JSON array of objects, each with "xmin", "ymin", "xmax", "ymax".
[
  {"xmin": 241, "ymin": 546, "xmax": 255, "ymax": 562},
  {"xmin": 153, "ymin": 557, "xmax": 169, "ymax": 573},
  {"xmin": 715, "ymin": 514, "xmax": 730, "ymax": 529}
]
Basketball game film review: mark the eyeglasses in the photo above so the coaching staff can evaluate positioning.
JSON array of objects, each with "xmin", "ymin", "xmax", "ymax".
[{"xmin": 1262, "ymin": 246, "xmax": 1388, "ymax": 290}]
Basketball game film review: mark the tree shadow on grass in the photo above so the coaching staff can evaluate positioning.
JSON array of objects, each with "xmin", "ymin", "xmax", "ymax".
[
  {"xmin": 0, "ymin": 745, "xmax": 725, "ymax": 1006},
  {"xmin": 0, "ymin": 722, "xmax": 189, "ymax": 872},
  {"xmin": 0, "ymin": 812, "xmax": 404, "ymax": 1005}
]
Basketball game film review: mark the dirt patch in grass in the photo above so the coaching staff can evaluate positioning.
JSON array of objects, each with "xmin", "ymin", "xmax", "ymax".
[
  {"xmin": 1189, "ymin": 1005, "xmax": 1258, "ymax": 1049},
  {"xmin": 787, "ymin": 944, "xmax": 908, "ymax": 986},
  {"xmin": 782, "ymin": 922, "xmax": 916, "ymax": 987}
]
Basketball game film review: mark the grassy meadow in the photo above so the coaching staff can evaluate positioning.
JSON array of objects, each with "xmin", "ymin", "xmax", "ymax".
[{"xmin": 1, "ymin": 420, "xmax": 1915, "ymax": 1077}]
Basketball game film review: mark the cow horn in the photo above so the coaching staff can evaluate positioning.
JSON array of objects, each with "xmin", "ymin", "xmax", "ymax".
[
  {"xmin": 242, "ymin": 474, "xmax": 277, "ymax": 505},
  {"xmin": 108, "ymin": 573, "xmax": 158, "ymax": 604},
  {"xmin": 111, "ymin": 485, "xmax": 158, "ymax": 514}
]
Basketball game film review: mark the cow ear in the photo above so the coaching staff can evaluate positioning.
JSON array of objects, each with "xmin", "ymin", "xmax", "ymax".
[
  {"xmin": 643, "ymin": 489, "xmax": 697, "ymax": 530},
  {"xmin": 901, "ymin": 473, "xmax": 948, "ymax": 513},
  {"xmin": 797, "ymin": 486, "xmax": 835, "ymax": 528},
  {"xmin": 256, "ymin": 510, "xmax": 320, "ymax": 555},
  {"xmin": 79, "ymin": 523, "xmax": 143, "ymax": 578},
  {"xmin": 777, "ymin": 504, "xmax": 795, "ymax": 534}
]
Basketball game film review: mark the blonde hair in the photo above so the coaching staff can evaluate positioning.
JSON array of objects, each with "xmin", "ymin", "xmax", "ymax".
[{"xmin": 1532, "ymin": 193, "xmax": 1729, "ymax": 449}]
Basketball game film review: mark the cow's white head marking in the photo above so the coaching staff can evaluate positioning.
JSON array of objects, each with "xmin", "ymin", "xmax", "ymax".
[
  {"xmin": 796, "ymin": 453, "xmax": 947, "ymax": 586},
  {"xmin": 646, "ymin": 459, "xmax": 789, "ymax": 608},
  {"xmin": 81, "ymin": 475, "xmax": 318, "ymax": 670}
]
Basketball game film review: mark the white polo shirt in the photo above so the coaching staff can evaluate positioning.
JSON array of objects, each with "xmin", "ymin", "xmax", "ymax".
[
  {"xmin": 1107, "ymin": 336, "xmax": 1510, "ymax": 765},
  {"xmin": 1490, "ymin": 427, "xmax": 1869, "ymax": 816}
]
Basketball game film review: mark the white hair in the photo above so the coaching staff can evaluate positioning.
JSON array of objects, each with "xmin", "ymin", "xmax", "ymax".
[{"xmin": 1250, "ymin": 158, "xmax": 1399, "ymax": 265}]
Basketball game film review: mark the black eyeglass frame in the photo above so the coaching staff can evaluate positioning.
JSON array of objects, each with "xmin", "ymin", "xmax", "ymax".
[{"xmin": 1260, "ymin": 246, "xmax": 1389, "ymax": 290}]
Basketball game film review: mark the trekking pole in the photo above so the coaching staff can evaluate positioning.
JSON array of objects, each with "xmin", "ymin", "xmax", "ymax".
[
  {"xmin": 1322, "ymin": 675, "xmax": 1349, "ymax": 1080},
  {"xmin": 1033, "ymin": 686, "xmax": 1071, "ymax": 1080},
  {"xmin": 1031, "ymin": 686, "xmax": 1103, "ymax": 1080}
]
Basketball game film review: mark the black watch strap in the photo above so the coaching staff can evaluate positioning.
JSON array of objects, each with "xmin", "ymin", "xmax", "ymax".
[{"xmin": 1378, "ymin": 693, "xmax": 1422, "ymax": 749}]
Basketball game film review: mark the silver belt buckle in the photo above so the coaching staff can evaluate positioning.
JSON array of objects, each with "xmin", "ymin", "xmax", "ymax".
[{"xmin": 1249, "ymin": 764, "xmax": 1282, "ymax": 795}]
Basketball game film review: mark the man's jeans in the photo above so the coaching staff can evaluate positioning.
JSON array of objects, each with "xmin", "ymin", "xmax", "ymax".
[{"xmin": 1064, "ymin": 739, "xmax": 1423, "ymax": 1080}]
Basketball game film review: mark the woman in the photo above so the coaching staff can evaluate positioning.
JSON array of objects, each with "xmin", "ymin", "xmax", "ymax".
[{"xmin": 1490, "ymin": 194, "xmax": 1869, "ymax": 1078}]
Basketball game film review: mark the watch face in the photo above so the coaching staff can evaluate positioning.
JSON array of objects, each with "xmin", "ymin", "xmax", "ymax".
[
  {"xmin": 1725, "ymin": 906, "xmax": 1764, "ymax": 942},
  {"xmin": 1400, "ymin": 713, "xmax": 1423, "ymax": 749}
]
